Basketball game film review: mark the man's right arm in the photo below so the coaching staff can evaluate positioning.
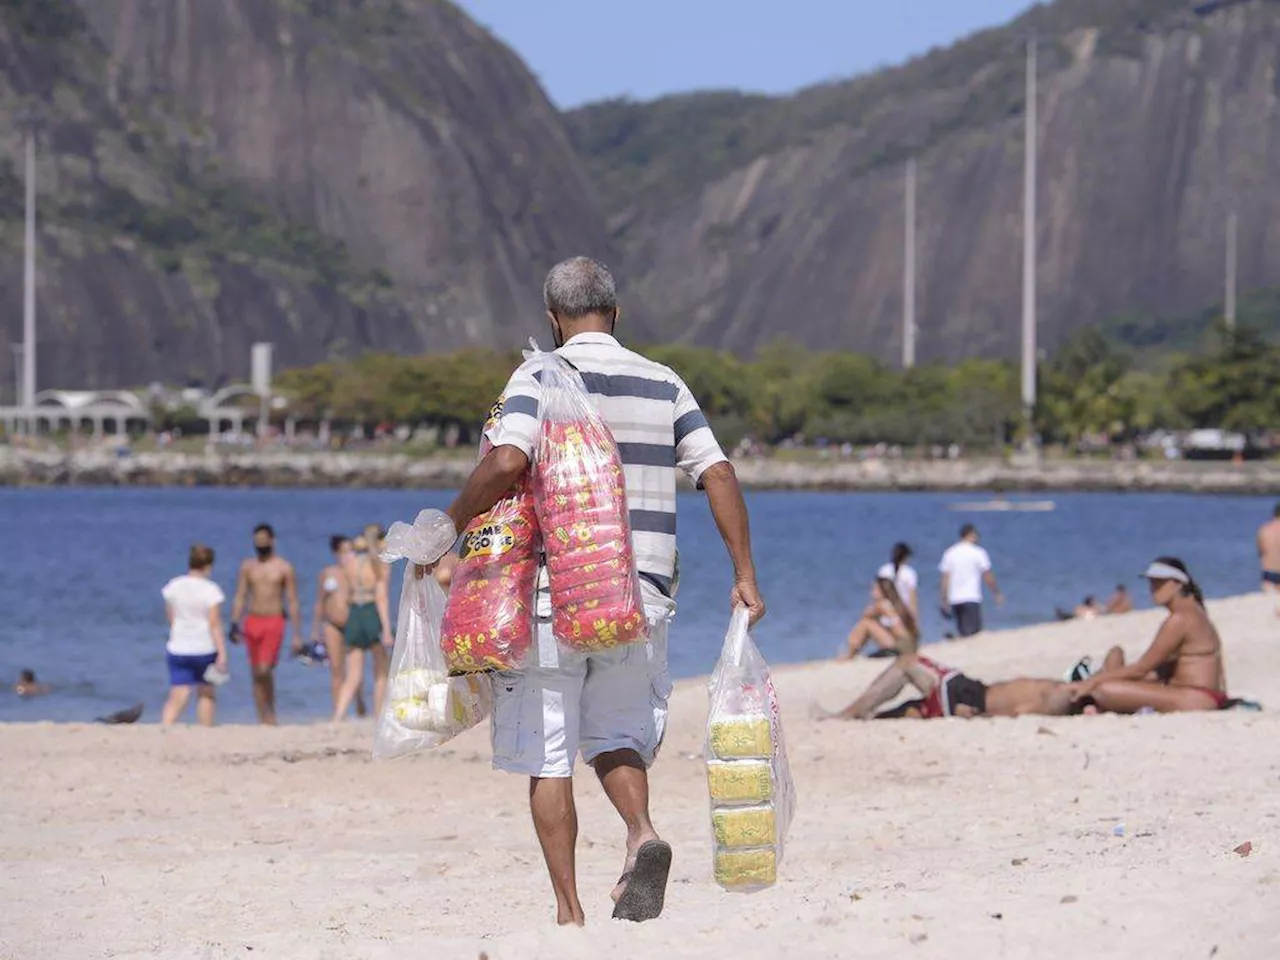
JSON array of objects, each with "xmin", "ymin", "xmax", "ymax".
[
  {"xmin": 700, "ymin": 461, "xmax": 765, "ymax": 624},
  {"xmin": 231, "ymin": 562, "xmax": 248, "ymax": 623}
]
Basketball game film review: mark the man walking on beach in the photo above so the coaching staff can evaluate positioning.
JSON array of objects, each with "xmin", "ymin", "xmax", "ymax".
[
  {"xmin": 939, "ymin": 523, "xmax": 1002, "ymax": 638},
  {"xmin": 1257, "ymin": 503, "xmax": 1280, "ymax": 615},
  {"xmin": 231, "ymin": 523, "xmax": 300, "ymax": 724},
  {"xmin": 420, "ymin": 257, "xmax": 765, "ymax": 925}
]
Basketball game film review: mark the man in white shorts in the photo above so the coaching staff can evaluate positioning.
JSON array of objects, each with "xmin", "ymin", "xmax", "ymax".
[{"xmin": 422, "ymin": 257, "xmax": 765, "ymax": 926}]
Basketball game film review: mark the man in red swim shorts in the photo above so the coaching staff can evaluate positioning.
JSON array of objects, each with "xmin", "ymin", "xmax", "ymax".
[{"xmin": 231, "ymin": 524, "xmax": 300, "ymax": 724}]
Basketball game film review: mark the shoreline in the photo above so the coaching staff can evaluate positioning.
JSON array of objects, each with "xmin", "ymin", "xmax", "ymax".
[{"xmin": 3, "ymin": 446, "xmax": 1279, "ymax": 493}]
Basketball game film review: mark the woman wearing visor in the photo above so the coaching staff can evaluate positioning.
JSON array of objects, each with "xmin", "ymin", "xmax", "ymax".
[{"xmin": 1069, "ymin": 557, "xmax": 1228, "ymax": 713}]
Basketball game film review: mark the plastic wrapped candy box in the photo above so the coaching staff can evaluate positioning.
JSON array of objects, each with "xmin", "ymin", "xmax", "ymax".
[{"xmin": 531, "ymin": 349, "xmax": 647, "ymax": 653}]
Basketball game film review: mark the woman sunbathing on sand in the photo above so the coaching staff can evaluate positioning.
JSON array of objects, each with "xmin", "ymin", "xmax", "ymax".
[
  {"xmin": 1069, "ymin": 557, "xmax": 1227, "ymax": 713},
  {"xmin": 815, "ymin": 654, "xmax": 1075, "ymax": 720},
  {"xmin": 840, "ymin": 578, "xmax": 920, "ymax": 659}
]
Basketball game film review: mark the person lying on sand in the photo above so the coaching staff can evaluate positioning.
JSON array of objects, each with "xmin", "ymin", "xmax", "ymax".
[
  {"xmin": 814, "ymin": 654, "xmax": 1074, "ymax": 720},
  {"xmin": 1068, "ymin": 557, "xmax": 1227, "ymax": 713},
  {"xmin": 839, "ymin": 577, "xmax": 919, "ymax": 658}
]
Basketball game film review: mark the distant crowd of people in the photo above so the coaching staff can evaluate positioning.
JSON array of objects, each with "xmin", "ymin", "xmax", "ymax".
[
  {"xmin": 156, "ymin": 522, "xmax": 395, "ymax": 727},
  {"xmin": 814, "ymin": 504, "xmax": 1280, "ymax": 721}
]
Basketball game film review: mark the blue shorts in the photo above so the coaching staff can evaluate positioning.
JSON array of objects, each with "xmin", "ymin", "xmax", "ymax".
[
  {"xmin": 1262, "ymin": 570, "xmax": 1280, "ymax": 586},
  {"xmin": 168, "ymin": 652, "xmax": 217, "ymax": 687}
]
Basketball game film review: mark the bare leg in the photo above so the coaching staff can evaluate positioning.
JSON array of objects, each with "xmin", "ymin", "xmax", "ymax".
[
  {"xmin": 842, "ymin": 617, "xmax": 898, "ymax": 659},
  {"xmin": 162, "ymin": 686, "xmax": 191, "ymax": 725},
  {"xmin": 1103, "ymin": 646, "xmax": 1125, "ymax": 671},
  {"xmin": 251, "ymin": 667, "xmax": 277, "ymax": 725},
  {"xmin": 1091, "ymin": 680, "xmax": 1222, "ymax": 714},
  {"xmin": 371, "ymin": 643, "xmax": 391, "ymax": 720},
  {"xmin": 195, "ymin": 685, "xmax": 216, "ymax": 726},
  {"xmin": 529, "ymin": 777, "xmax": 584, "ymax": 926},
  {"xmin": 332, "ymin": 647, "xmax": 366, "ymax": 722},
  {"xmin": 324, "ymin": 623, "xmax": 346, "ymax": 712},
  {"xmin": 819, "ymin": 655, "xmax": 932, "ymax": 720},
  {"xmin": 592, "ymin": 749, "xmax": 661, "ymax": 901}
]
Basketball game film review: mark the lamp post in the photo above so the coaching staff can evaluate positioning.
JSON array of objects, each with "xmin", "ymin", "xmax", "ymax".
[{"xmin": 18, "ymin": 104, "xmax": 41, "ymax": 415}]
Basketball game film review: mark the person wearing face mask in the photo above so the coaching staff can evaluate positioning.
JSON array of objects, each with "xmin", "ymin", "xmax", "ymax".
[
  {"xmin": 1069, "ymin": 557, "xmax": 1228, "ymax": 713},
  {"xmin": 231, "ymin": 523, "xmax": 300, "ymax": 725}
]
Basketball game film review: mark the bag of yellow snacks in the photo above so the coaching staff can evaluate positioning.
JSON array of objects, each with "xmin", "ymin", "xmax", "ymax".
[{"xmin": 704, "ymin": 606, "xmax": 796, "ymax": 892}]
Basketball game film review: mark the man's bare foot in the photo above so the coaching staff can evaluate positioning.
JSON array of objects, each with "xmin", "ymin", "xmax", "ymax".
[{"xmin": 556, "ymin": 910, "xmax": 585, "ymax": 927}]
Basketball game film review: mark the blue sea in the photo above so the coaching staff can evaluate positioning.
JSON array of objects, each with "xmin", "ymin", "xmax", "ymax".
[{"xmin": 0, "ymin": 488, "xmax": 1269, "ymax": 723}]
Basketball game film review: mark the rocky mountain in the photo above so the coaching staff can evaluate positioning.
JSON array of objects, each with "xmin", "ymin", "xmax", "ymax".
[
  {"xmin": 565, "ymin": 0, "xmax": 1280, "ymax": 362},
  {"xmin": 0, "ymin": 0, "xmax": 614, "ymax": 395}
]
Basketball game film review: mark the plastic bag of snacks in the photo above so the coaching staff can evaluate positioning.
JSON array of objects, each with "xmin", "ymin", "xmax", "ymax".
[
  {"xmin": 374, "ymin": 512, "xmax": 492, "ymax": 760},
  {"xmin": 439, "ymin": 438, "xmax": 540, "ymax": 672},
  {"xmin": 704, "ymin": 606, "xmax": 796, "ymax": 892},
  {"xmin": 530, "ymin": 345, "xmax": 648, "ymax": 652}
]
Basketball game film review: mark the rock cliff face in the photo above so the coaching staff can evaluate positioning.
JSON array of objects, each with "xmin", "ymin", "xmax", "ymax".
[
  {"xmin": 566, "ymin": 0, "xmax": 1280, "ymax": 362},
  {"xmin": 0, "ymin": 0, "xmax": 611, "ymax": 394}
]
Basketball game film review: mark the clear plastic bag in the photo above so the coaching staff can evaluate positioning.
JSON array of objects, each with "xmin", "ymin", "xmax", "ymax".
[
  {"xmin": 439, "ymin": 438, "xmax": 539, "ymax": 672},
  {"xmin": 529, "ymin": 343, "xmax": 648, "ymax": 652},
  {"xmin": 374, "ymin": 513, "xmax": 492, "ymax": 760},
  {"xmin": 704, "ymin": 606, "xmax": 796, "ymax": 892}
]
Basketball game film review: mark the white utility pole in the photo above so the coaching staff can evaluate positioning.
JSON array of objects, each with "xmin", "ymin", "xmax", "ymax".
[
  {"xmin": 21, "ymin": 124, "xmax": 36, "ymax": 411},
  {"xmin": 1021, "ymin": 38, "xmax": 1038, "ymax": 433},
  {"xmin": 1224, "ymin": 211, "xmax": 1238, "ymax": 329},
  {"xmin": 903, "ymin": 157, "xmax": 917, "ymax": 369}
]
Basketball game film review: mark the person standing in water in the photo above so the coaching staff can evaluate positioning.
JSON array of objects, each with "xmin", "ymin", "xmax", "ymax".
[
  {"xmin": 231, "ymin": 523, "xmax": 301, "ymax": 725},
  {"xmin": 939, "ymin": 523, "xmax": 1003, "ymax": 638},
  {"xmin": 332, "ymin": 526, "xmax": 392, "ymax": 723},
  {"xmin": 161, "ymin": 544, "xmax": 229, "ymax": 726},
  {"xmin": 310, "ymin": 534, "xmax": 364, "ymax": 715},
  {"xmin": 1257, "ymin": 503, "xmax": 1280, "ymax": 614}
]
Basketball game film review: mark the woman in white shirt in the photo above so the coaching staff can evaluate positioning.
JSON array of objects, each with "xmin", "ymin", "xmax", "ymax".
[
  {"xmin": 161, "ymin": 544, "xmax": 229, "ymax": 726},
  {"xmin": 877, "ymin": 543, "xmax": 919, "ymax": 621}
]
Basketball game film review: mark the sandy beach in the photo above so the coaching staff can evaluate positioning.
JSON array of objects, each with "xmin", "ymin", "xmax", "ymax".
[{"xmin": 4, "ymin": 594, "xmax": 1279, "ymax": 960}]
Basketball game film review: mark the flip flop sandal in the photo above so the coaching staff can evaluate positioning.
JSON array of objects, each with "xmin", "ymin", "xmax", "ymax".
[{"xmin": 612, "ymin": 840, "xmax": 672, "ymax": 922}]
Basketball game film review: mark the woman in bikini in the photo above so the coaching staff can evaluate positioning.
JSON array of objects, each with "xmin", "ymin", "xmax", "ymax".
[
  {"xmin": 840, "ymin": 577, "xmax": 920, "ymax": 659},
  {"xmin": 1070, "ymin": 557, "xmax": 1228, "ymax": 713},
  {"xmin": 310, "ymin": 534, "xmax": 364, "ymax": 714},
  {"xmin": 332, "ymin": 527, "xmax": 393, "ymax": 723}
]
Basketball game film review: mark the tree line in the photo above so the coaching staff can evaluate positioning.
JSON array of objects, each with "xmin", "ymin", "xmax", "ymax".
[{"xmin": 270, "ymin": 322, "xmax": 1280, "ymax": 451}]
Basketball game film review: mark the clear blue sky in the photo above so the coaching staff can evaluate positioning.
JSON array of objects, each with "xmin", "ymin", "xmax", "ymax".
[{"xmin": 456, "ymin": 0, "xmax": 1033, "ymax": 108}]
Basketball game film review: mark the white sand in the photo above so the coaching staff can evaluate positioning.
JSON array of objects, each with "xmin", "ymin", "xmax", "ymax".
[{"xmin": 4, "ymin": 594, "xmax": 1279, "ymax": 960}]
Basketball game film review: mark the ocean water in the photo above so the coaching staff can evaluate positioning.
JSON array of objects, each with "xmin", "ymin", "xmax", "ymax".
[{"xmin": 0, "ymin": 487, "xmax": 1269, "ymax": 724}]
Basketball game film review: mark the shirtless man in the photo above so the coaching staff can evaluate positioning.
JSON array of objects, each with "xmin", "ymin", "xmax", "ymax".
[
  {"xmin": 310, "ymin": 534, "xmax": 364, "ymax": 715},
  {"xmin": 231, "ymin": 523, "xmax": 301, "ymax": 724},
  {"xmin": 814, "ymin": 653, "xmax": 1074, "ymax": 720},
  {"xmin": 1257, "ymin": 503, "xmax": 1280, "ymax": 614},
  {"xmin": 1069, "ymin": 558, "xmax": 1227, "ymax": 713}
]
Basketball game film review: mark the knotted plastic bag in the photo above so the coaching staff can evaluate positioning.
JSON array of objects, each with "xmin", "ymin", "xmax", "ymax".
[
  {"xmin": 374, "ymin": 510, "xmax": 491, "ymax": 760},
  {"xmin": 529, "ymin": 343, "xmax": 647, "ymax": 652},
  {"xmin": 704, "ymin": 606, "xmax": 796, "ymax": 892},
  {"xmin": 439, "ymin": 438, "xmax": 539, "ymax": 672}
]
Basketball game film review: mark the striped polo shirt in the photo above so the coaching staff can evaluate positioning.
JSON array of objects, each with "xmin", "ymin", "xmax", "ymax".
[{"xmin": 484, "ymin": 332, "xmax": 728, "ymax": 600}]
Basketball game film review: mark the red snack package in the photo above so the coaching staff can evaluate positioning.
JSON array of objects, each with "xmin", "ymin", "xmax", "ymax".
[
  {"xmin": 532, "ymin": 353, "xmax": 648, "ymax": 653},
  {"xmin": 440, "ymin": 447, "xmax": 539, "ymax": 672}
]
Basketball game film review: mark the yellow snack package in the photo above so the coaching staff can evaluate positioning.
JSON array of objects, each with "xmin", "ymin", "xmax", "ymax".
[
  {"xmin": 712, "ymin": 806, "xmax": 777, "ymax": 848},
  {"xmin": 706, "ymin": 761, "xmax": 773, "ymax": 805},
  {"xmin": 708, "ymin": 717, "xmax": 772, "ymax": 759},
  {"xmin": 714, "ymin": 849, "xmax": 777, "ymax": 889}
]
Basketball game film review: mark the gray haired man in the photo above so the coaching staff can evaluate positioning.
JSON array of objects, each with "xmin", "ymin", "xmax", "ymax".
[{"xmin": 421, "ymin": 256, "xmax": 764, "ymax": 925}]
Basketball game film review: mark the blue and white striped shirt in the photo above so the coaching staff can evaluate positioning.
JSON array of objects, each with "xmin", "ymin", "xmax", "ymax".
[{"xmin": 485, "ymin": 332, "xmax": 727, "ymax": 599}]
